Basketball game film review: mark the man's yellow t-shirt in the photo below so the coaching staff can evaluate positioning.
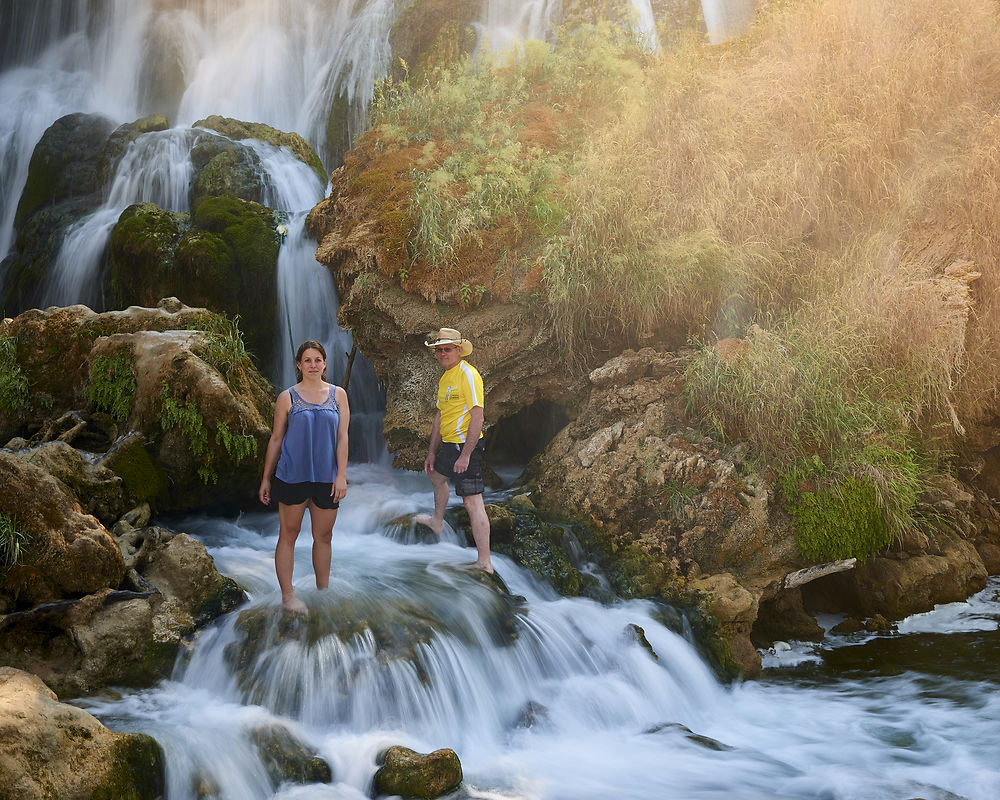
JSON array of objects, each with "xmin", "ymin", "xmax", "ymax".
[{"xmin": 437, "ymin": 360, "xmax": 484, "ymax": 444}]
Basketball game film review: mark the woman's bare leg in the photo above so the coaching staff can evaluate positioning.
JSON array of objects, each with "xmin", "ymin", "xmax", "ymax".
[
  {"xmin": 276, "ymin": 501, "xmax": 308, "ymax": 612},
  {"xmin": 308, "ymin": 501, "xmax": 338, "ymax": 589}
]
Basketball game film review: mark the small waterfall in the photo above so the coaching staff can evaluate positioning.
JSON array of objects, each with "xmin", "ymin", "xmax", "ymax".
[
  {"xmin": 39, "ymin": 128, "xmax": 199, "ymax": 309},
  {"xmin": 700, "ymin": 0, "xmax": 756, "ymax": 44}
]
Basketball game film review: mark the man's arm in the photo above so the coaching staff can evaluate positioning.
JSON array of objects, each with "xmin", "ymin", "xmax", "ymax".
[
  {"xmin": 453, "ymin": 406, "xmax": 483, "ymax": 473},
  {"xmin": 424, "ymin": 410, "xmax": 442, "ymax": 475}
]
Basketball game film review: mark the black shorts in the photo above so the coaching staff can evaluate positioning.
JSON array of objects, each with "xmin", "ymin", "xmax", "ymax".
[
  {"xmin": 434, "ymin": 440, "xmax": 485, "ymax": 497},
  {"xmin": 271, "ymin": 477, "xmax": 340, "ymax": 509}
]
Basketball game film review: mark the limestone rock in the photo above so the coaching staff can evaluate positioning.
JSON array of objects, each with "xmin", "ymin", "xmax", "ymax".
[
  {"xmin": 25, "ymin": 440, "xmax": 127, "ymax": 525},
  {"xmin": 0, "ymin": 667, "xmax": 164, "ymax": 800},
  {"xmin": 374, "ymin": 745, "xmax": 463, "ymax": 800},
  {"xmin": 0, "ymin": 450, "xmax": 124, "ymax": 606},
  {"xmin": 0, "ymin": 301, "xmax": 272, "ymax": 513}
]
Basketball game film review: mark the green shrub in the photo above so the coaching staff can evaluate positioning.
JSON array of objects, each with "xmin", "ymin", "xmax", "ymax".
[
  {"xmin": 88, "ymin": 351, "xmax": 137, "ymax": 421},
  {"xmin": 0, "ymin": 335, "xmax": 29, "ymax": 417}
]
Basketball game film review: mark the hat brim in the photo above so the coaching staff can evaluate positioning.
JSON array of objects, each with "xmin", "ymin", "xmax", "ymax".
[{"xmin": 425, "ymin": 338, "xmax": 473, "ymax": 357}]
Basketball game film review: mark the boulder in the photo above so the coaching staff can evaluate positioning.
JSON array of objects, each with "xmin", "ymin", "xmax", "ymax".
[
  {"xmin": 25, "ymin": 440, "xmax": 127, "ymax": 525},
  {"xmin": 250, "ymin": 724, "xmax": 332, "ymax": 786},
  {"xmin": 110, "ymin": 197, "xmax": 282, "ymax": 364},
  {"xmin": 374, "ymin": 745, "xmax": 463, "ymax": 800},
  {"xmin": 193, "ymin": 115, "xmax": 328, "ymax": 186},
  {"xmin": 0, "ymin": 518, "xmax": 245, "ymax": 697},
  {"xmin": 0, "ymin": 667, "xmax": 164, "ymax": 800},
  {"xmin": 0, "ymin": 450, "xmax": 124, "ymax": 608},
  {"xmin": 0, "ymin": 301, "xmax": 273, "ymax": 513}
]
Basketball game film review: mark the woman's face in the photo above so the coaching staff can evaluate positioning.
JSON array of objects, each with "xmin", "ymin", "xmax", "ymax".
[{"xmin": 297, "ymin": 348, "xmax": 326, "ymax": 379}]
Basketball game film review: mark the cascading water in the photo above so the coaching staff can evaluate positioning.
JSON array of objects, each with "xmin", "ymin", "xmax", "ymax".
[{"xmin": 78, "ymin": 465, "xmax": 1000, "ymax": 800}]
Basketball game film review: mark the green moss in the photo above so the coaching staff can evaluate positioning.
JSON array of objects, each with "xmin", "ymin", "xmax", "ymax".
[
  {"xmin": 174, "ymin": 229, "xmax": 235, "ymax": 288},
  {"xmin": 91, "ymin": 734, "xmax": 165, "ymax": 800},
  {"xmin": 778, "ymin": 454, "xmax": 911, "ymax": 563},
  {"xmin": 0, "ymin": 335, "xmax": 29, "ymax": 418},
  {"xmin": 102, "ymin": 436, "xmax": 169, "ymax": 505},
  {"xmin": 109, "ymin": 202, "xmax": 187, "ymax": 305},
  {"xmin": 88, "ymin": 351, "xmax": 137, "ymax": 422}
]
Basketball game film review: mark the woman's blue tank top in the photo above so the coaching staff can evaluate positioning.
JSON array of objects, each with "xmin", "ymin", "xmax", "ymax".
[{"xmin": 275, "ymin": 385, "xmax": 340, "ymax": 483}]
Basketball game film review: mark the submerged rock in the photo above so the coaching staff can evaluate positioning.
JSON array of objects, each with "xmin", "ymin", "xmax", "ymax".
[
  {"xmin": 250, "ymin": 724, "xmax": 332, "ymax": 786},
  {"xmin": 374, "ymin": 745, "xmax": 463, "ymax": 800},
  {"xmin": 0, "ymin": 667, "xmax": 164, "ymax": 800}
]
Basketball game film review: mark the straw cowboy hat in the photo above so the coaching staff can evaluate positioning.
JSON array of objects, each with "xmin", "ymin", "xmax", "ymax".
[{"xmin": 424, "ymin": 327, "xmax": 473, "ymax": 357}]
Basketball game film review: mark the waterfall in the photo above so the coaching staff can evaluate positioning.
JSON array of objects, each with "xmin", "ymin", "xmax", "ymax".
[
  {"xmin": 40, "ymin": 128, "xmax": 199, "ymax": 309},
  {"xmin": 701, "ymin": 0, "xmax": 757, "ymax": 45}
]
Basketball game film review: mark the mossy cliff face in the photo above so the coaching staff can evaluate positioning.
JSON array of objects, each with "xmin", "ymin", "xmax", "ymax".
[
  {"xmin": 110, "ymin": 197, "xmax": 281, "ymax": 364},
  {"xmin": 0, "ymin": 300, "xmax": 272, "ymax": 513}
]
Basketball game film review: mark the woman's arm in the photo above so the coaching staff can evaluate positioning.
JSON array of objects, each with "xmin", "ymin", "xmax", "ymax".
[
  {"xmin": 258, "ymin": 390, "xmax": 291, "ymax": 505},
  {"xmin": 332, "ymin": 385, "xmax": 350, "ymax": 500}
]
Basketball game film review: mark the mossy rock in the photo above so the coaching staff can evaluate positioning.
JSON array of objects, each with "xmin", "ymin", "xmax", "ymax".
[
  {"xmin": 96, "ymin": 114, "xmax": 170, "ymax": 185},
  {"xmin": 13, "ymin": 112, "xmax": 115, "ymax": 229},
  {"xmin": 375, "ymin": 745, "xmax": 462, "ymax": 800},
  {"xmin": 110, "ymin": 196, "xmax": 280, "ymax": 364},
  {"xmin": 188, "ymin": 133, "xmax": 266, "ymax": 208},
  {"xmin": 324, "ymin": 90, "xmax": 353, "ymax": 170},
  {"xmin": 93, "ymin": 734, "xmax": 165, "ymax": 800},
  {"xmin": 194, "ymin": 115, "xmax": 328, "ymax": 186},
  {"xmin": 250, "ymin": 725, "xmax": 332, "ymax": 786},
  {"xmin": 100, "ymin": 432, "xmax": 170, "ymax": 507},
  {"xmin": 3, "ymin": 198, "xmax": 97, "ymax": 312}
]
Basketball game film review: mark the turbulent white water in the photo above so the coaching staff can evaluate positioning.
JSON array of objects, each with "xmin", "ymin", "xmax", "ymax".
[{"xmin": 78, "ymin": 465, "xmax": 1000, "ymax": 800}]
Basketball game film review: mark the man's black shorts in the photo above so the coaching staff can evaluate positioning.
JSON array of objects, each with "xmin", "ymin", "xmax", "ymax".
[
  {"xmin": 271, "ymin": 477, "xmax": 340, "ymax": 509},
  {"xmin": 434, "ymin": 440, "xmax": 485, "ymax": 497}
]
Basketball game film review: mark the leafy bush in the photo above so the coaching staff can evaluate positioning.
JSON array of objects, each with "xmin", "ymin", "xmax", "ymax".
[
  {"xmin": 0, "ymin": 335, "xmax": 28, "ymax": 418},
  {"xmin": 88, "ymin": 351, "xmax": 137, "ymax": 422}
]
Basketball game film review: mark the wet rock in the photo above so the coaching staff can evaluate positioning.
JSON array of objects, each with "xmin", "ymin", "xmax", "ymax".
[
  {"xmin": 831, "ymin": 617, "xmax": 864, "ymax": 635},
  {"xmin": 514, "ymin": 700, "xmax": 550, "ymax": 729},
  {"xmin": 194, "ymin": 115, "xmax": 328, "ymax": 186},
  {"xmin": 250, "ymin": 724, "xmax": 332, "ymax": 786},
  {"xmin": 625, "ymin": 623, "xmax": 659, "ymax": 661},
  {"xmin": 0, "ymin": 667, "xmax": 164, "ymax": 800},
  {"xmin": 374, "ymin": 745, "xmax": 463, "ymax": 800},
  {"xmin": 865, "ymin": 614, "xmax": 894, "ymax": 633}
]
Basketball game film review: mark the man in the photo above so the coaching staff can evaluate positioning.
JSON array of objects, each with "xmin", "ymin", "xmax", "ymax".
[{"xmin": 415, "ymin": 327, "xmax": 493, "ymax": 573}]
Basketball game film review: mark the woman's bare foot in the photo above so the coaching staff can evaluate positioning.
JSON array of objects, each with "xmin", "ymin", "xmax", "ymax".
[
  {"xmin": 472, "ymin": 560, "xmax": 494, "ymax": 574},
  {"xmin": 413, "ymin": 514, "xmax": 442, "ymax": 535},
  {"xmin": 281, "ymin": 594, "xmax": 307, "ymax": 614}
]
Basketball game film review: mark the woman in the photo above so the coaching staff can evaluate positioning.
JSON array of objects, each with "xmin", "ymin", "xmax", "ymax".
[{"xmin": 259, "ymin": 340, "xmax": 349, "ymax": 613}]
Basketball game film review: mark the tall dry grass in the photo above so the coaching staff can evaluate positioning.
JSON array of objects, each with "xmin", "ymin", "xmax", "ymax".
[{"xmin": 541, "ymin": 0, "xmax": 1000, "ymax": 555}]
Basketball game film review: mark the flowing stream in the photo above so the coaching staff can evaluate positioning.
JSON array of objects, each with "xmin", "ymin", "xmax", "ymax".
[{"xmin": 78, "ymin": 464, "xmax": 1000, "ymax": 800}]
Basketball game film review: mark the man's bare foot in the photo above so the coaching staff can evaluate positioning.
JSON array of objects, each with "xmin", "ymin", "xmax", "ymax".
[
  {"xmin": 413, "ymin": 514, "xmax": 442, "ymax": 535},
  {"xmin": 281, "ymin": 594, "xmax": 307, "ymax": 614}
]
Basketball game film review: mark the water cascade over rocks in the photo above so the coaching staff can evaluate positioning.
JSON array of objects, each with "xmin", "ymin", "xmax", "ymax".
[{"xmin": 77, "ymin": 466, "xmax": 1000, "ymax": 799}]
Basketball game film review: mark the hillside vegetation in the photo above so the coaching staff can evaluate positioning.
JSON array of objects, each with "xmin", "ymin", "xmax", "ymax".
[{"xmin": 347, "ymin": 0, "xmax": 1000, "ymax": 562}]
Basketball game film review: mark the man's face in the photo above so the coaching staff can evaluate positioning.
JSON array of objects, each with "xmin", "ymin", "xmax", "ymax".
[{"xmin": 434, "ymin": 344, "xmax": 462, "ymax": 370}]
